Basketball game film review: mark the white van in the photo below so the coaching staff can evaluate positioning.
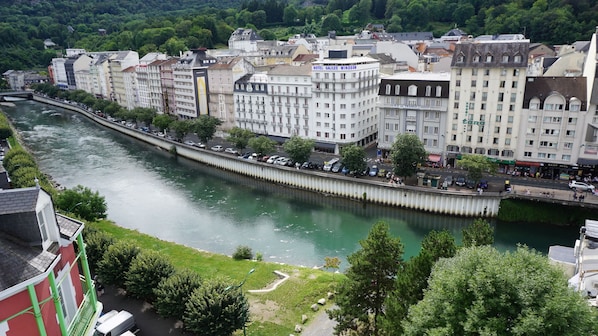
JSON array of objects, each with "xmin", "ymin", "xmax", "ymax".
[
  {"xmin": 323, "ymin": 158, "xmax": 340, "ymax": 172},
  {"xmin": 94, "ymin": 310, "xmax": 135, "ymax": 336}
]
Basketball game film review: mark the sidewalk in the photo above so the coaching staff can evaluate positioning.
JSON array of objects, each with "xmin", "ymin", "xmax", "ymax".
[{"xmin": 508, "ymin": 184, "xmax": 598, "ymax": 205}]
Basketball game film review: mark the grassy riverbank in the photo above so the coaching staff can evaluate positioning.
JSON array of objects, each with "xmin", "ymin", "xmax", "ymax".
[
  {"xmin": 498, "ymin": 199, "xmax": 596, "ymax": 226},
  {"xmin": 90, "ymin": 219, "xmax": 340, "ymax": 335}
]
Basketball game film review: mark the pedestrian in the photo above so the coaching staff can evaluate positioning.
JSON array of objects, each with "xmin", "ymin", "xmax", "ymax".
[{"xmin": 580, "ymin": 194, "xmax": 585, "ymax": 203}]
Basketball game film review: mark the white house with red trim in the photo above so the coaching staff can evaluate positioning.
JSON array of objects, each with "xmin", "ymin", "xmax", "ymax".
[{"xmin": 0, "ymin": 186, "xmax": 100, "ymax": 336}]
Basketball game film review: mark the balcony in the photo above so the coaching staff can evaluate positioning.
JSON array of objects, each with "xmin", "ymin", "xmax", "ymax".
[{"xmin": 303, "ymin": 115, "xmax": 309, "ymax": 120}]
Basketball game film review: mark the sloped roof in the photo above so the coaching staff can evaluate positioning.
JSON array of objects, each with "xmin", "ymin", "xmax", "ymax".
[
  {"xmin": 0, "ymin": 232, "xmax": 58, "ymax": 292},
  {"xmin": 523, "ymin": 77, "xmax": 587, "ymax": 110},
  {"xmin": 0, "ymin": 187, "xmax": 39, "ymax": 215},
  {"xmin": 56, "ymin": 214, "xmax": 83, "ymax": 240}
]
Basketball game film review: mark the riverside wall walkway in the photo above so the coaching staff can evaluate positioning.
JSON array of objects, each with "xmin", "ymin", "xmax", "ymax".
[{"xmin": 30, "ymin": 95, "xmax": 597, "ymax": 217}]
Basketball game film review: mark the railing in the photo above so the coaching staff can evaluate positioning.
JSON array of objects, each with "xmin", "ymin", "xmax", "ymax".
[{"xmin": 67, "ymin": 290, "xmax": 96, "ymax": 336}]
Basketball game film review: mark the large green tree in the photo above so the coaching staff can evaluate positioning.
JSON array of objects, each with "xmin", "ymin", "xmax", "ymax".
[
  {"xmin": 328, "ymin": 221, "xmax": 404, "ymax": 336},
  {"xmin": 248, "ymin": 135, "xmax": 276, "ymax": 156},
  {"xmin": 341, "ymin": 144, "xmax": 366, "ymax": 175},
  {"xmin": 462, "ymin": 218, "xmax": 494, "ymax": 247},
  {"xmin": 226, "ymin": 127, "xmax": 254, "ymax": 150},
  {"xmin": 283, "ymin": 136, "xmax": 314, "ymax": 164},
  {"xmin": 192, "ymin": 115, "xmax": 222, "ymax": 144},
  {"xmin": 125, "ymin": 250, "xmax": 175, "ymax": 302},
  {"xmin": 382, "ymin": 230, "xmax": 457, "ymax": 335},
  {"xmin": 402, "ymin": 246, "xmax": 598, "ymax": 336},
  {"xmin": 154, "ymin": 269, "xmax": 203, "ymax": 320},
  {"xmin": 55, "ymin": 185, "xmax": 108, "ymax": 221},
  {"xmin": 457, "ymin": 154, "xmax": 497, "ymax": 184},
  {"xmin": 183, "ymin": 278, "xmax": 249, "ymax": 336},
  {"xmin": 390, "ymin": 133, "xmax": 426, "ymax": 179}
]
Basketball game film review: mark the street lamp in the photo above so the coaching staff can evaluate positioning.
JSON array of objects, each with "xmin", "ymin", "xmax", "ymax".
[
  {"xmin": 67, "ymin": 202, "xmax": 83, "ymax": 214},
  {"xmin": 225, "ymin": 268, "xmax": 255, "ymax": 336}
]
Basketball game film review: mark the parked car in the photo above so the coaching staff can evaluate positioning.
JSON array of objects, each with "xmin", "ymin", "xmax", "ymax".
[
  {"xmin": 341, "ymin": 166, "xmax": 350, "ymax": 175},
  {"xmin": 569, "ymin": 180, "xmax": 596, "ymax": 191},
  {"xmin": 323, "ymin": 158, "xmax": 340, "ymax": 172},
  {"xmin": 225, "ymin": 147, "xmax": 239, "ymax": 155},
  {"xmin": 455, "ymin": 175, "xmax": 466, "ymax": 187},
  {"xmin": 331, "ymin": 161, "xmax": 344, "ymax": 173},
  {"xmin": 194, "ymin": 142, "xmax": 206, "ymax": 149},
  {"xmin": 478, "ymin": 180, "xmax": 489, "ymax": 190},
  {"xmin": 466, "ymin": 179, "xmax": 477, "ymax": 189},
  {"xmin": 444, "ymin": 175, "xmax": 454, "ymax": 186},
  {"xmin": 378, "ymin": 168, "xmax": 387, "ymax": 178},
  {"xmin": 211, "ymin": 145, "xmax": 224, "ymax": 152},
  {"xmin": 184, "ymin": 140, "xmax": 196, "ymax": 146},
  {"xmin": 369, "ymin": 165, "xmax": 379, "ymax": 177}
]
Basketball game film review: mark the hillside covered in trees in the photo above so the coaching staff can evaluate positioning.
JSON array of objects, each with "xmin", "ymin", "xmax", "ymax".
[{"xmin": 1, "ymin": 0, "xmax": 597, "ymax": 74}]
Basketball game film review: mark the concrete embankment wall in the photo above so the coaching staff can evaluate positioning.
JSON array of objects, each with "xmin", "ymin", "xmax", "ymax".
[{"xmin": 33, "ymin": 95, "xmax": 502, "ymax": 217}]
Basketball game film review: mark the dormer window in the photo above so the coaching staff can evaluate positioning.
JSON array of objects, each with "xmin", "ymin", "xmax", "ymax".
[
  {"xmin": 385, "ymin": 84, "xmax": 391, "ymax": 95},
  {"xmin": 408, "ymin": 85, "xmax": 417, "ymax": 96},
  {"xmin": 37, "ymin": 210, "xmax": 48, "ymax": 241},
  {"xmin": 473, "ymin": 54, "xmax": 480, "ymax": 63},
  {"xmin": 485, "ymin": 54, "xmax": 493, "ymax": 63},
  {"xmin": 502, "ymin": 54, "xmax": 509, "ymax": 63},
  {"xmin": 457, "ymin": 54, "xmax": 464, "ymax": 63},
  {"xmin": 514, "ymin": 55, "xmax": 522, "ymax": 63}
]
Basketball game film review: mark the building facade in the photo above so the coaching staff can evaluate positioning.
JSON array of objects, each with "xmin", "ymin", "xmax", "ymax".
[
  {"xmin": 311, "ymin": 51, "xmax": 380, "ymax": 153},
  {"xmin": 173, "ymin": 48, "xmax": 217, "ymax": 119},
  {"xmin": 377, "ymin": 72, "xmax": 450, "ymax": 164},
  {"xmin": 445, "ymin": 36, "xmax": 529, "ymax": 170},
  {"xmin": 0, "ymin": 187, "xmax": 100, "ymax": 336}
]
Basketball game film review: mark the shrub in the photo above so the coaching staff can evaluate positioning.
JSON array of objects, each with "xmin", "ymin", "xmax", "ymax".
[
  {"xmin": 125, "ymin": 250, "xmax": 175, "ymax": 302},
  {"xmin": 255, "ymin": 252, "xmax": 263, "ymax": 262},
  {"xmin": 97, "ymin": 240, "xmax": 140, "ymax": 287},
  {"xmin": 55, "ymin": 185, "xmax": 108, "ymax": 221},
  {"xmin": 154, "ymin": 269, "xmax": 203, "ymax": 320},
  {"xmin": 183, "ymin": 278, "xmax": 249, "ymax": 335},
  {"xmin": 83, "ymin": 230, "xmax": 115, "ymax": 275},
  {"xmin": 232, "ymin": 245, "xmax": 253, "ymax": 260}
]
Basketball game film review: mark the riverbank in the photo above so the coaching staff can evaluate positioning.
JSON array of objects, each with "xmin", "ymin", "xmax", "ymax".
[{"xmin": 33, "ymin": 95, "xmax": 503, "ymax": 218}]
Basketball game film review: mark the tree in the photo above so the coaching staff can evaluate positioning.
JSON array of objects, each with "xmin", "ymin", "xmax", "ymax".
[
  {"xmin": 382, "ymin": 230, "xmax": 456, "ymax": 335},
  {"xmin": 457, "ymin": 154, "xmax": 497, "ymax": 184},
  {"xmin": 258, "ymin": 29, "xmax": 276, "ymax": 40},
  {"xmin": 154, "ymin": 269, "xmax": 203, "ymax": 320},
  {"xmin": 283, "ymin": 5, "xmax": 299, "ymax": 25},
  {"xmin": 131, "ymin": 107, "xmax": 157, "ymax": 125},
  {"xmin": 324, "ymin": 256, "xmax": 341, "ymax": 279},
  {"xmin": 462, "ymin": 218, "xmax": 494, "ymax": 248},
  {"xmin": 125, "ymin": 250, "xmax": 175, "ymax": 302},
  {"xmin": 226, "ymin": 127, "xmax": 254, "ymax": 150},
  {"xmin": 192, "ymin": 115, "xmax": 222, "ymax": 144},
  {"xmin": 170, "ymin": 120, "xmax": 192, "ymax": 141},
  {"xmin": 320, "ymin": 14, "xmax": 343, "ymax": 35},
  {"xmin": 248, "ymin": 136, "xmax": 276, "ymax": 156},
  {"xmin": 55, "ymin": 185, "xmax": 108, "ymax": 221},
  {"xmin": 183, "ymin": 278, "xmax": 249, "ymax": 336},
  {"xmin": 328, "ymin": 221, "xmax": 404, "ymax": 336},
  {"xmin": 390, "ymin": 133, "xmax": 426, "ymax": 179},
  {"xmin": 341, "ymin": 144, "xmax": 366, "ymax": 175},
  {"xmin": 97, "ymin": 241, "xmax": 141, "ymax": 287},
  {"xmin": 402, "ymin": 246, "xmax": 598, "ymax": 336},
  {"xmin": 152, "ymin": 114, "xmax": 175, "ymax": 132},
  {"xmin": 283, "ymin": 136, "xmax": 314, "ymax": 164}
]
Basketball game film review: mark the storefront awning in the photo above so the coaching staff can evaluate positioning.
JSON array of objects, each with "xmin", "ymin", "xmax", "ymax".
[
  {"xmin": 577, "ymin": 158, "xmax": 598, "ymax": 166},
  {"xmin": 428, "ymin": 154, "xmax": 441, "ymax": 162},
  {"xmin": 487, "ymin": 158, "xmax": 515, "ymax": 165},
  {"xmin": 315, "ymin": 142, "xmax": 336, "ymax": 150},
  {"xmin": 515, "ymin": 160, "xmax": 541, "ymax": 167}
]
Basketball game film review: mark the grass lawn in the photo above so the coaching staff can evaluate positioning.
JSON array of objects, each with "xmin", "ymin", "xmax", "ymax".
[{"xmin": 90, "ymin": 219, "xmax": 343, "ymax": 335}]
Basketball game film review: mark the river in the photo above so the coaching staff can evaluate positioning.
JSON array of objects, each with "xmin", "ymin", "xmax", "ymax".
[{"xmin": 1, "ymin": 100, "xmax": 579, "ymax": 269}]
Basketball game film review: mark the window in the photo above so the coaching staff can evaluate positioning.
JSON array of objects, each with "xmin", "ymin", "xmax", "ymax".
[
  {"xmin": 502, "ymin": 54, "xmax": 509, "ymax": 63},
  {"xmin": 562, "ymin": 154, "xmax": 571, "ymax": 161},
  {"xmin": 530, "ymin": 102, "xmax": 539, "ymax": 110},
  {"xmin": 483, "ymin": 80, "xmax": 488, "ymax": 87},
  {"xmin": 473, "ymin": 54, "xmax": 480, "ymax": 63},
  {"xmin": 470, "ymin": 92, "xmax": 476, "ymax": 100},
  {"xmin": 484, "ymin": 69, "xmax": 490, "ymax": 76},
  {"xmin": 457, "ymin": 55, "xmax": 464, "ymax": 63},
  {"xmin": 485, "ymin": 55, "xmax": 493, "ymax": 62},
  {"xmin": 436, "ymin": 86, "xmax": 442, "ymax": 97},
  {"xmin": 494, "ymin": 126, "xmax": 500, "ymax": 133},
  {"xmin": 568, "ymin": 117, "xmax": 577, "ymax": 124},
  {"xmin": 472, "ymin": 69, "xmax": 478, "ymax": 75},
  {"xmin": 498, "ymin": 93, "xmax": 504, "ymax": 102},
  {"xmin": 506, "ymin": 127, "xmax": 512, "ymax": 134},
  {"xmin": 425, "ymin": 85, "xmax": 431, "ymax": 96},
  {"xmin": 496, "ymin": 116, "xmax": 502, "ymax": 122},
  {"xmin": 524, "ymin": 151, "xmax": 532, "ymax": 157},
  {"xmin": 408, "ymin": 85, "xmax": 417, "ymax": 96},
  {"xmin": 471, "ymin": 80, "xmax": 477, "ymax": 87},
  {"xmin": 566, "ymin": 130, "xmax": 575, "ymax": 137},
  {"xmin": 454, "ymin": 102, "xmax": 459, "ymax": 108},
  {"xmin": 527, "ymin": 128, "xmax": 536, "ymax": 134},
  {"xmin": 385, "ymin": 84, "xmax": 391, "ymax": 95},
  {"xmin": 570, "ymin": 104, "xmax": 580, "ymax": 112},
  {"xmin": 493, "ymin": 138, "xmax": 499, "ymax": 144},
  {"xmin": 514, "ymin": 55, "xmax": 522, "ymax": 63},
  {"xmin": 500, "ymin": 81, "xmax": 506, "ymax": 88},
  {"xmin": 497, "ymin": 103, "xmax": 503, "ymax": 111},
  {"xmin": 510, "ymin": 93, "xmax": 516, "ymax": 103},
  {"xmin": 456, "ymin": 80, "xmax": 461, "ymax": 87},
  {"xmin": 526, "ymin": 140, "xmax": 534, "ymax": 146},
  {"xmin": 513, "ymin": 69, "xmax": 520, "ymax": 76},
  {"xmin": 508, "ymin": 116, "xmax": 513, "ymax": 123},
  {"xmin": 37, "ymin": 210, "xmax": 48, "ymax": 241},
  {"xmin": 482, "ymin": 92, "xmax": 487, "ymax": 101},
  {"xmin": 454, "ymin": 91, "xmax": 460, "ymax": 100}
]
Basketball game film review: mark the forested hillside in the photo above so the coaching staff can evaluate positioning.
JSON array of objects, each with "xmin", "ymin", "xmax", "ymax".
[{"xmin": 1, "ymin": 0, "xmax": 597, "ymax": 74}]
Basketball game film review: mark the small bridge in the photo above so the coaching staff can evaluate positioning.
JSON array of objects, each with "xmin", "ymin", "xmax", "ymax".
[{"xmin": 0, "ymin": 91, "xmax": 33, "ymax": 101}]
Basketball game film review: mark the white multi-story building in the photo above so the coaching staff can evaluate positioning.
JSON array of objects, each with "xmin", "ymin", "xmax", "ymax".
[
  {"xmin": 208, "ymin": 57, "xmax": 254, "ymax": 130},
  {"xmin": 228, "ymin": 28, "xmax": 263, "ymax": 52},
  {"xmin": 445, "ymin": 35, "xmax": 529, "ymax": 170},
  {"xmin": 377, "ymin": 72, "xmax": 450, "ymax": 164},
  {"xmin": 88, "ymin": 54, "xmax": 111, "ymax": 99},
  {"xmin": 107, "ymin": 51, "xmax": 139, "ymax": 108},
  {"xmin": 311, "ymin": 51, "xmax": 380, "ymax": 153},
  {"xmin": 266, "ymin": 64, "xmax": 312, "ymax": 139},
  {"xmin": 136, "ymin": 53, "xmax": 169, "ymax": 112},
  {"xmin": 122, "ymin": 66, "xmax": 138, "ymax": 110},
  {"xmin": 234, "ymin": 73, "xmax": 269, "ymax": 134},
  {"xmin": 160, "ymin": 58, "xmax": 179, "ymax": 115},
  {"xmin": 173, "ymin": 48, "xmax": 217, "ymax": 119},
  {"xmin": 517, "ymin": 76, "xmax": 587, "ymax": 178},
  {"xmin": 51, "ymin": 58, "xmax": 68, "ymax": 89}
]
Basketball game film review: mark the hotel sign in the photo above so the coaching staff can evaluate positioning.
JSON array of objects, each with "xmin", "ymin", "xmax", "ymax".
[
  {"xmin": 312, "ymin": 65, "xmax": 358, "ymax": 71},
  {"xmin": 462, "ymin": 119, "xmax": 485, "ymax": 126}
]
